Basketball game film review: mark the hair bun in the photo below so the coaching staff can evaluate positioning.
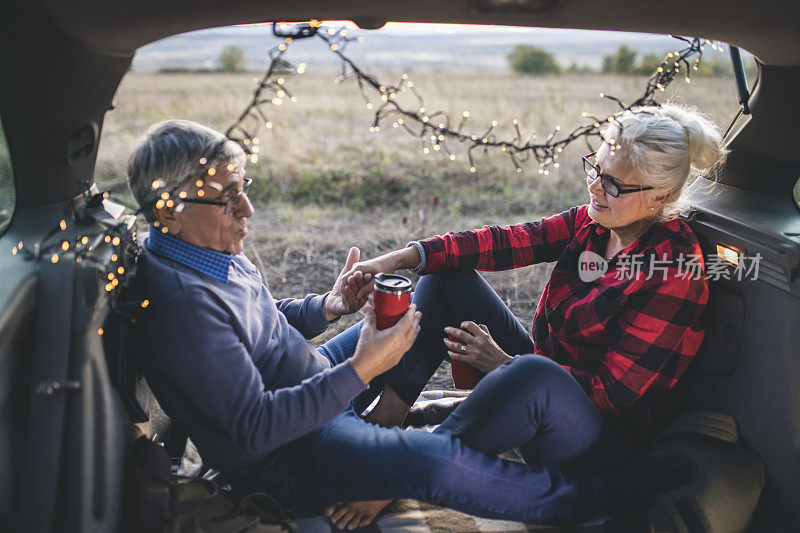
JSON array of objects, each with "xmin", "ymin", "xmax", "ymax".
[{"xmin": 660, "ymin": 104, "xmax": 725, "ymax": 170}]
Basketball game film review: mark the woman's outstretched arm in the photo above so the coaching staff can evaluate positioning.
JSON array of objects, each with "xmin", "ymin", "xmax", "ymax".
[
  {"xmin": 346, "ymin": 205, "xmax": 587, "ymax": 298},
  {"xmin": 415, "ymin": 206, "xmax": 584, "ymax": 274}
]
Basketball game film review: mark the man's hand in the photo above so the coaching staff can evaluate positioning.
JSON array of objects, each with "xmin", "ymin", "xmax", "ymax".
[
  {"xmin": 444, "ymin": 322, "xmax": 511, "ymax": 374},
  {"xmin": 324, "ymin": 247, "xmax": 372, "ymax": 321},
  {"xmin": 350, "ymin": 304, "xmax": 422, "ymax": 384}
]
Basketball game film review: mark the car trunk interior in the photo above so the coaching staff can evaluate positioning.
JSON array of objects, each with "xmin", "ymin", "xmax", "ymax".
[
  {"xmin": 685, "ymin": 182, "xmax": 800, "ymax": 528},
  {"xmin": 1, "ymin": 1, "xmax": 800, "ymax": 531}
]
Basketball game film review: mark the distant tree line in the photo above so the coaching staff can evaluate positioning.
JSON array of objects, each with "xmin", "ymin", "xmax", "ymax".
[
  {"xmin": 508, "ymin": 44, "xmax": 736, "ymax": 77},
  {"xmin": 157, "ymin": 45, "xmax": 247, "ymax": 74}
]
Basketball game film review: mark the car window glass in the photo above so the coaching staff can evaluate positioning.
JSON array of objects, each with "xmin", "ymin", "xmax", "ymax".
[{"xmin": 0, "ymin": 116, "xmax": 13, "ymax": 235}]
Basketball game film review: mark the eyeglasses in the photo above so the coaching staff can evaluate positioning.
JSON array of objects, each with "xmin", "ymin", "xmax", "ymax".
[
  {"xmin": 582, "ymin": 153, "xmax": 654, "ymax": 198},
  {"xmin": 181, "ymin": 178, "xmax": 253, "ymax": 214}
]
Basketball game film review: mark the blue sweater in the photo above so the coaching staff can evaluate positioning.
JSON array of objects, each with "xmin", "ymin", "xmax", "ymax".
[{"xmin": 130, "ymin": 231, "xmax": 366, "ymax": 475}]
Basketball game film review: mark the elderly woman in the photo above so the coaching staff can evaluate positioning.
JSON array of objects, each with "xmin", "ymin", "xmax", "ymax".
[{"xmin": 327, "ymin": 104, "xmax": 724, "ymax": 527}]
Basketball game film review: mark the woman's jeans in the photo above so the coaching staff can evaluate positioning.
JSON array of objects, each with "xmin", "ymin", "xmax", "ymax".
[{"xmin": 250, "ymin": 270, "xmax": 613, "ymax": 524}]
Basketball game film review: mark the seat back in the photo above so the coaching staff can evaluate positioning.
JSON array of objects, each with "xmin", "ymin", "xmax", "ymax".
[
  {"xmin": 0, "ymin": 200, "xmax": 147, "ymax": 533},
  {"xmin": 0, "ymin": 274, "xmax": 37, "ymax": 525},
  {"xmin": 684, "ymin": 187, "xmax": 800, "ymax": 530}
]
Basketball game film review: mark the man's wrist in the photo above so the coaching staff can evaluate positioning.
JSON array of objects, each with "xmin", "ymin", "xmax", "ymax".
[
  {"xmin": 322, "ymin": 294, "xmax": 340, "ymax": 322},
  {"xmin": 350, "ymin": 353, "xmax": 376, "ymax": 385}
]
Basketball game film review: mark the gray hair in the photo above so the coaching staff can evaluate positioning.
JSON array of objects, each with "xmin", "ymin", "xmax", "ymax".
[
  {"xmin": 602, "ymin": 103, "xmax": 726, "ymax": 221},
  {"xmin": 127, "ymin": 119, "xmax": 246, "ymax": 222}
]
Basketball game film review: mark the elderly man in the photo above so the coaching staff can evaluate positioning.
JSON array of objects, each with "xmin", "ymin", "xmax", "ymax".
[{"xmin": 126, "ymin": 119, "xmax": 675, "ymax": 530}]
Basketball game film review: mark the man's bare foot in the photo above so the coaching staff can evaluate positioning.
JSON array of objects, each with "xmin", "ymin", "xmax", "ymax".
[
  {"xmin": 362, "ymin": 385, "xmax": 411, "ymax": 428},
  {"xmin": 324, "ymin": 500, "xmax": 392, "ymax": 530}
]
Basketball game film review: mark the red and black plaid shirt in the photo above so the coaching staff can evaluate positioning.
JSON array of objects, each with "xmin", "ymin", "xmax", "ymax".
[{"xmin": 418, "ymin": 205, "xmax": 709, "ymax": 426}]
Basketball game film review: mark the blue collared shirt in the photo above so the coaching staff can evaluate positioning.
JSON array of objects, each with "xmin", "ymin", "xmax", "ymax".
[{"xmin": 146, "ymin": 227, "xmax": 234, "ymax": 283}]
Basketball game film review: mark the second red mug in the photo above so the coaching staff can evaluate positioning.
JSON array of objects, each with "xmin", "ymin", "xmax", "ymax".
[{"xmin": 448, "ymin": 333, "xmax": 485, "ymax": 389}]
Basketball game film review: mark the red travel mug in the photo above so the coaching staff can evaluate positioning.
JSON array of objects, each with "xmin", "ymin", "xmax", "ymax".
[
  {"xmin": 373, "ymin": 273, "xmax": 413, "ymax": 330},
  {"xmin": 449, "ymin": 333, "xmax": 485, "ymax": 389}
]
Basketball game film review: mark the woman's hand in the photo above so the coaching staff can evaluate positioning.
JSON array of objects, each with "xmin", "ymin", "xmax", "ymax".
[
  {"xmin": 345, "ymin": 247, "xmax": 422, "ymax": 302},
  {"xmin": 444, "ymin": 322, "xmax": 511, "ymax": 374}
]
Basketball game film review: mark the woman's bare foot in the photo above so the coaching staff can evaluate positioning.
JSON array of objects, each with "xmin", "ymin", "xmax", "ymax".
[{"xmin": 324, "ymin": 500, "xmax": 392, "ymax": 530}]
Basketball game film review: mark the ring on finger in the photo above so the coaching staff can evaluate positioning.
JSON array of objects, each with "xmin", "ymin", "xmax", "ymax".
[{"xmin": 460, "ymin": 344, "xmax": 467, "ymax": 353}]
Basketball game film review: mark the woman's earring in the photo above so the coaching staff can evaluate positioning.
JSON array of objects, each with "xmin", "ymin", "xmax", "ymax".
[{"xmin": 649, "ymin": 206, "xmax": 655, "ymax": 211}]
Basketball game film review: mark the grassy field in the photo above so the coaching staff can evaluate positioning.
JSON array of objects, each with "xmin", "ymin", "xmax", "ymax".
[{"xmin": 94, "ymin": 70, "xmax": 740, "ymax": 387}]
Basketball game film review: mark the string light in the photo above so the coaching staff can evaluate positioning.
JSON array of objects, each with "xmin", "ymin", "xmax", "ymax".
[
  {"xmin": 13, "ymin": 183, "xmax": 140, "ymax": 305},
  {"xmin": 295, "ymin": 26, "xmax": 709, "ymax": 174}
]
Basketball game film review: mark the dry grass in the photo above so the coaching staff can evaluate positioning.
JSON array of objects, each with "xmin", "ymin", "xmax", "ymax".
[{"xmin": 96, "ymin": 71, "xmax": 740, "ymax": 387}]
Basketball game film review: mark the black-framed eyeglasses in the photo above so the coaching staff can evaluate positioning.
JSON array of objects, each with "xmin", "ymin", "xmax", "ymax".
[
  {"xmin": 582, "ymin": 152, "xmax": 654, "ymax": 198},
  {"xmin": 181, "ymin": 178, "xmax": 253, "ymax": 214}
]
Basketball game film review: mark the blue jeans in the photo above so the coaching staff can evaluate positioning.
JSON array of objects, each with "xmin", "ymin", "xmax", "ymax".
[{"xmin": 248, "ymin": 271, "xmax": 611, "ymax": 524}]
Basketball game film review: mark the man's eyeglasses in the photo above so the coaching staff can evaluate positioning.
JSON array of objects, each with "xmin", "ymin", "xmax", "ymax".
[
  {"xmin": 582, "ymin": 153, "xmax": 654, "ymax": 198},
  {"xmin": 181, "ymin": 178, "xmax": 253, "ymax": 214}
]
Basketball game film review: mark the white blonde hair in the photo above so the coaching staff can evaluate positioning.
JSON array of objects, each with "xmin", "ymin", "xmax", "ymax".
[{"xmin": 602, "ymin": 103, "xmax": 726, "ymax": 221}]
